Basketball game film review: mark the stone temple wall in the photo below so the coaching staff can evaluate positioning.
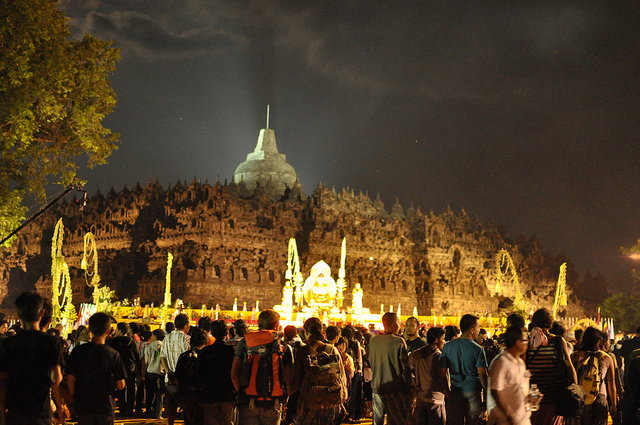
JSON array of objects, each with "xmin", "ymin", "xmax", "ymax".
[{"xmin": 0, "ymin": 178, "xmax": 581, "ymax": 317}]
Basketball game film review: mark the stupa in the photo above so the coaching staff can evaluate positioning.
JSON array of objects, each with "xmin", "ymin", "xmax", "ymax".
[{"xmin": 234, "ymin": 106, "xmax": 298, "ymax": 197}]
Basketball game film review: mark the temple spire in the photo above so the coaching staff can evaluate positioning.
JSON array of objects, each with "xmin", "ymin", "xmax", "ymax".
[{"xmin": 266, "ymin": 105, "xmax": 270, "ymax": 129}]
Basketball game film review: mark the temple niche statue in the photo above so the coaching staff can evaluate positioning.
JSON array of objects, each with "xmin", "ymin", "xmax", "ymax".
[
  {"xmin": 302, "ymin": 261, "xmax": 337, "ymax": 309},
  {"xmin": 352, "ymin": 283, "xmax": 363, "ymax": 310},
  {"xmin": 282, "ymin": 281, "xmax": 294, "ymax": 309}
]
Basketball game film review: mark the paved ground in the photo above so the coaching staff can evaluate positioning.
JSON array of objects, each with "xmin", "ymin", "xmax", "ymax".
[{"xmin": 68, "ymin": 416, "xmax": 375, "ymax": 424}]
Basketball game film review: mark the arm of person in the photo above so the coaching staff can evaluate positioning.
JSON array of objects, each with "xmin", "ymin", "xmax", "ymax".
[
  {"xmin": 50, "ymin": 366, "xmax": 67, "ymax": 423},
  {"xmin": 478, "ymin": 366, "xmax": 488, "ymax": 391},
  {"xmin": 160, "ymin": 356, "xmax": 170, "ymax": 375},
  {"xmin": 231, "ymin": 357, "xmax": 242, "ymax": 392},
  {"xmin": 605, "ymin": 355, "xmax": 617, "ymax": 418},
  {"xmin": 562, "ymin": 338, "xmax": 577, "ymax": 383},
  {"xmin": 490, "ymin": 389, "xmax": 512, "ymax": 425},
  {"xmin": 50, "ymin": 364, "xmax": 63, "ymax": 387},
  {"xmin": 439, "ymin": 365, "xmax": 451, "ymax": 397}
]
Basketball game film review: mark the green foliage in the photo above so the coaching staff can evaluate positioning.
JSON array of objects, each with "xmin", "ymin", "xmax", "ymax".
[
  {"xmin": 0, "ymin": 0, "xmax": 120, "ymax": 245},
  {"xmin": 601, "ymin": 293, "xmax": 640, "ymax": 334}
]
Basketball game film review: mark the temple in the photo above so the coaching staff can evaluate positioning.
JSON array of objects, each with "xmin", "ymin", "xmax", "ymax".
[{"xmin": 0, "ymin": 120, "xmax": 586, "ymax": 317}]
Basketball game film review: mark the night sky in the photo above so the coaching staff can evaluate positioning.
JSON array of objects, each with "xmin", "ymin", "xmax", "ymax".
[{"xmin": 58, "ymin": 1, "xmax": 640, "ymax": 291}]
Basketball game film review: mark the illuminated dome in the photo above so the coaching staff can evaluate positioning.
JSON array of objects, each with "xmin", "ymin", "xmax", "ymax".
[{"xmin": 234, "ymin": 127, "xmax": 298, "ymax": 196}]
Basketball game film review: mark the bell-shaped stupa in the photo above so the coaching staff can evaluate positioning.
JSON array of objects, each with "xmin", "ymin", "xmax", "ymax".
[{"xmin": 234, "ymin": 106, "xmax": 298, "ymax": 198}]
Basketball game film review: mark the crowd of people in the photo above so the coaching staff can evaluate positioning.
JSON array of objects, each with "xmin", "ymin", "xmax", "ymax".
[{"xmin": 0, "ymin": 291, "xmax": 640, "ymax": 425}]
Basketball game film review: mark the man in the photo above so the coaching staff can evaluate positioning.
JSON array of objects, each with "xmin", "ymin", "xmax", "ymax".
[
  {"xmin": 229, "ymin": 319, "xmax": 248, "ymax": 346},
  {"xmin": 198, "ymin": 316, "xmax": 215, "ymax": 346},
  {"xmin": 176, "ymin": 329, "xmax": 207, "ymax": 425},
  {"xmin": 0, "ymin": 291, "xmax": 64, "ymax": 425},
  {"xmin": 409, "ymin": 326, "xmax": 447, "ymax": 425},
  {"xmin": 160, "ymin": 313, "xmax": 191, "ymax": 425},
  {"xmin": 67, "ymin": 312, "xmax": 127, "ymax": 425},
  {"xmin": 231, "ymin": 309, "xmax": 293, "ymax": 425},
  {"xmin": 143, "ymin": 329, "xmax": 165, "ymax": 419},
  {"xmin": 439, "ymin": 313, "xmax": 488, "ymax": 425},
  {"xmin": 369, "ymin": 312, "xmax": 412, "ymax": 425},
  {"xmin": 107, "ymin": 322, "xmax": 140, "ymax": 416},
  {"xmin": 198, "ymin": 320, "xmax": 237, "ymax": 425},
  {"xmin": 487, "ymin": 326, "xmax": 534, "ymax": 425},
  {"xmin": 621, "ymin": 327, "xmax": 640, "ymax": 372},
  {"xmin": 404, "ymin": 316, "xmax": 426, "ymax": 355}
]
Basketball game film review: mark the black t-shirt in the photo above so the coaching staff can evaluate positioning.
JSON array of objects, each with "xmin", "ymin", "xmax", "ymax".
[
  {"xmin": 198, "ymin": 340, "xmax": 236, "ymax": 402},
  {"xmin": 66, "ymin": 342, "xmax": 127, "ymax": 415},
  {"xmin": 405, "ymin": 336, "xmax": 426, "ymax": 355},
  {"xmin": 0, "ymin": 330, "xmax": 64, "ymax": 420}
]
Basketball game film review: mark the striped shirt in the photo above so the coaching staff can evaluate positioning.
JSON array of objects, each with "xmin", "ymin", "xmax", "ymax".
[
  {"xmin": 526, "ymin": 336, "xmax": 565, "ymax": 404},
  {"xmin": 160, "ymin": 330, "xmax": 190, "ymax": 373}
]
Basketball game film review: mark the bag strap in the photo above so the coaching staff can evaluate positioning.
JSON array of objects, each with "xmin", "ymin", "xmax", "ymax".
[{"xmin": 526, "ymin": 344, "xmax": 544, "ymax": 367}]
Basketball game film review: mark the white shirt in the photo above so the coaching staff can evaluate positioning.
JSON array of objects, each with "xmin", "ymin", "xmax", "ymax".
[{"xmin": 488, "ymin": 350, "xmax": 531, "ymax": 425}]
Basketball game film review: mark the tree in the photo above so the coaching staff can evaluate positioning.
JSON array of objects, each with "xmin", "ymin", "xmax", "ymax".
[
  {"xmin": 0, "ymin": 0, "xmax": 120, "ymax": 245},
  {"xmin": 601, "ymin": 293, "xmax": 640, "ymax": 334}
]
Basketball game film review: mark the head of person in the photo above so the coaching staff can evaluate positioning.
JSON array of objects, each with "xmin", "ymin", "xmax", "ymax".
[
  {"xmin": 503, "ymin": 326, "xmax": 528, "ymax": 356},
  {"xmin": 382, "ymin": 312, "xmax": 400, "ymax": 335},
  {"xmin": 258, "ymin": 309, "xmax": 280, "ymax": 331},
  {"xmin": 0, "ymin": 319, "xmax": 7, "ymax": 334},
  {"xmin": 15, "ymin": 291, "xmax": 44, "ymax": 324},
  {"xmin": 326, "ymin": 325, "xmax": 341, "ymax": 343},
  {"xmin": 116, "ymin": 322, "xmax": 130, "ymax": 337},
  {"xmin": 174, "ymin": 313, "xmax": 190, "ymax": 332},
  {"xmin": 342, "ymin": 325, "xmax": 356, "ymax": 341},
  {"xmin": 506, "ymin": 313, "xmax": 526, "ymax": 328},
  {"xmin": 78, "ymin": 327, "xmax": 91, "ymax": 342},
  {"xmin": 336, "ymin": 337, "xmax": 348, "ymax": 352},
  {"xmin": 129, "ymin": 322, "xmax": 140, "ymax": 336},
  {"xmin": 141, "ymin": 330, "xmax": 152, "ymax": 342},
  {"xmin": 190, "ymin": 328, "xmax": 208, "ymax": 349},
  {"xmin": 477, "ymin": 328, "xmax": 487, "ymax": 342},
  {"xmin": 582, "ymin": 326, "xmax": 602, "ymax": 351},
  {"xmin": 233, "ymin": 319, "xmax": 248, "ymax": 336},
  {"xmin": 303, "ymin": 317, "xmax": 324, "ymax": 343},
  {"xmin": 39, "ymin": 299, "xmax": 53, "ymax": 331},
  {"xmin": 444, "ymin": 325, "xmax": 459, "ymax": 341},
  {"xmin": 550, "ymin": 321, "xmax": 566, "ymax": 338},
  {"xmin": 198, "ymin": 317, "xmax": 212, "ymax": 334},
  {"xmin": 89, "ymin": 312, "xmax": 112, "ymax": 338},
  {"xmin": 152, "ymin": 328, "xmax": 165, "ymax": 341},
  {"xmin": 427, "ymin": 326, "xmax": 446, "ymax": 350},
  {"xmin": 405, "ymin": 317, "xmax": 420, "ymax": 338},
  {"xmin": 210, "ymin": 320, "xmax": 228, "ymax": 341},
  {"xmin": 165, "ymin": 322, "xmax": 175, "ymax": 333},
  {"xmin": 460, "ymin": 314, "xmax": 480, "ymax": 338},
  {"xmin": 574, "ymin": 328, "xmax": 584, "ymax": 343},
  {"xmin": 284, "ymin": 325, "xmax": 298, "ymax": 341},
  {"xmin": 530, "ymin": 308, "xmax": 553, "ymax": 331}
]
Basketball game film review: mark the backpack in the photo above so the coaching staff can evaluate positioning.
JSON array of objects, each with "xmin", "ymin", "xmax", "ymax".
[
  {"xmin": 239, "ymin": 330, "xmax": 287, "ymax": 403},
  {"xmin": 302, "ymin": 344, "xmax": 347, "ymax": 410},
  {"xmin": 346, "ymin": 340, "xmax": 362, "ymax": 373},
  {"xmin": 576, "ymin": 351, "xmax": 606, "ymax": 405},
  {"xmin": 175, "ymin": 349, "xmax": 199, "ymax": 399}
]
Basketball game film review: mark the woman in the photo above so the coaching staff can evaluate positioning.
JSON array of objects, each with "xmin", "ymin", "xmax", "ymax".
[
  {"xmin": 292, "ymin": 317, "xmax": 348, "ymax": 425},
  {"xmin": 571, "ymin": 327, "xmax": 616, "ymax": 425},
  {"xmin": 526, "ymin": 308, "xmax": 577, "ymax": 425}
]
